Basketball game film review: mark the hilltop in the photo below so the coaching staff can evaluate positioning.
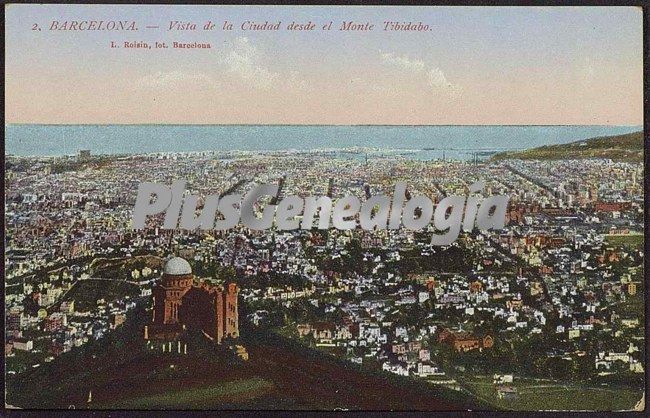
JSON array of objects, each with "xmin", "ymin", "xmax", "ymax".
[{"xmin": 491, "ymin": 131, "xmax": 644, "ymax": 162}]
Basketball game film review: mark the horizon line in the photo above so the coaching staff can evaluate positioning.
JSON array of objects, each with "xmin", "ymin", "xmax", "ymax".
[{"xmin": 5, "ymin": 123, "xmax": 644, "ymax": 128}]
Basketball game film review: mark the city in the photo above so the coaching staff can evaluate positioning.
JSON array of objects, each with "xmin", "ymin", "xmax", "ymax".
[{"xmin": 4, "ymin": 148, "xmax": 645, "ymax": 410}]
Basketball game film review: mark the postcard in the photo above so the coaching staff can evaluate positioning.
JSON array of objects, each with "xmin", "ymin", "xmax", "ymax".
[{"xmin": 4, "ymin": 4, "xmax": 645, "ymax": 412}]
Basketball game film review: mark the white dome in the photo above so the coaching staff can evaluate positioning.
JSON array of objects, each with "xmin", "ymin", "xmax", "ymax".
[{"xmin": 163, "ymin": 257, "xmax": 192, "ymax": 276}]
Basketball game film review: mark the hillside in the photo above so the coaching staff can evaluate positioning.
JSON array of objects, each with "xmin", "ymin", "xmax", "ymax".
[
  {"xmin": 6, "ymin": 306, "xmax": 481, "ymax": 410},
  {"xmin": 491, "ymin": 131, "xmax": 644, "ymax": 162}
]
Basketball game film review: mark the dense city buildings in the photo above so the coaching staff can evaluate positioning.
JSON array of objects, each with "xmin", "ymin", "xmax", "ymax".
[{"xmin": 4, "ymin": 148, "xmax": 645, "ymax": 409}]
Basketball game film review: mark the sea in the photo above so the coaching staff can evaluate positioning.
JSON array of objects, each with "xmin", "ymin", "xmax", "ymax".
[{"xmin": 4, "ymin": 124, "xmax": 642, "ymax": 161}]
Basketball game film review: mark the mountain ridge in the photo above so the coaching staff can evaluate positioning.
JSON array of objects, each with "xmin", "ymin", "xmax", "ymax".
[{"xmin": 491, "ymin": 131, "xmax": 643, "ymax": 162}]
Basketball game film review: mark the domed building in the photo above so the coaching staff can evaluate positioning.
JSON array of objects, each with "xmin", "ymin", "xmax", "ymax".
[
  {"xmin": 164, "ymin": 256, "xmax": 193, "ymax": 276},
  {"xmin": 145, "ymin": 256, "xmax": 239, "ymax": 345}
]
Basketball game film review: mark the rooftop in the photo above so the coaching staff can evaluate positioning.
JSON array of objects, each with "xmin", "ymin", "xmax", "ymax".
[{"xmin": 164, "ymin": 257, "xmax": 192, "ymax": 276}]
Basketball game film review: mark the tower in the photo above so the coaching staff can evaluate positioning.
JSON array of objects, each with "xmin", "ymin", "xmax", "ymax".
[
  {"xmin": 225, "ymin": 282, "xmax": 239, "ymax": 339},
  {"xmin": 215, "ymin": 282, "xmax": 239, "ymax": 344},
  {"xmin": 152, "ymin": 257, "xmax": 193, "ymax": 325}
]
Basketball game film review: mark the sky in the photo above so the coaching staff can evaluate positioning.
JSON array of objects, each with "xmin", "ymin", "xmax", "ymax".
[{"xmin": 5, "ymin": 5, "xmax": 643, "ymax": 125}]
